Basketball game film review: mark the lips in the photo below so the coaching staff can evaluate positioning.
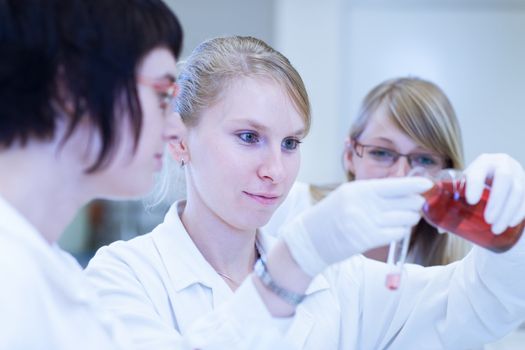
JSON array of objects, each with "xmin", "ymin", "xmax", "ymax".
[{"xmin": 243, "ymin": 191, "xmax": 281, "ymax": 205}]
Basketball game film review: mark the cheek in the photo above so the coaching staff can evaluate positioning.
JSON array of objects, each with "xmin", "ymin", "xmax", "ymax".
[
  {"xmin": 345, "ymin": 154, "xmax": 372, "ymax": 180},
  {"xmin": 352, "ymin": 160, "xmax": 388, "ymax": 180},
  {"xmin": 190, "ymin": 140, "xmax": 244, "ymax": 185}
]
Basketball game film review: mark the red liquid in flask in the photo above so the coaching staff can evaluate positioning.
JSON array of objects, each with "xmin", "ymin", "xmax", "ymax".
[{"xmin": 422, "ymin": 178, "xmax": 524, "ymax": 252}]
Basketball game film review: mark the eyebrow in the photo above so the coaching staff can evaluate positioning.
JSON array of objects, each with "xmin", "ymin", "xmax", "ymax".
[{"xmin": 228, "ymin": 118, "xmax": 306, "ymax": 137}]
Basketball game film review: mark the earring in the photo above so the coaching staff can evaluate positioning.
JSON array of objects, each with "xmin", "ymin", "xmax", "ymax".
[{"xmin": 180, "ymin": 158, "xmax": 185, "ymax": 167}]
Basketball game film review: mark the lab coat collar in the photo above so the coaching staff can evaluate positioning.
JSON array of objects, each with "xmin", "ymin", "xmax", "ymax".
[
  {"xmin": 151, "ymin": 200, "xmax": 329, "ymax": 296},
  {"xmin": 151, "ymin": 201, "xmax": 229, "ymax": 292}
]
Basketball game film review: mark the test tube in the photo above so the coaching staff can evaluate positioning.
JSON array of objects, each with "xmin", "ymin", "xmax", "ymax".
[{"xmin": 385, "ymin": 233, "xmax": 410, "ymax": 290}]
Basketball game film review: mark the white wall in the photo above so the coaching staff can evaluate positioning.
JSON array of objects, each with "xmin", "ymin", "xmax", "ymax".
[
  {"xmin": 275, "ymin": 0, "xmax": 525, "ymax": 184},
  {"xmin": 166, "ymin": 0, "xmax": 275, "ymax": 57},
  {"xmin": 274, "ymin": 0, "xmax": 347, "ymax": 184}
]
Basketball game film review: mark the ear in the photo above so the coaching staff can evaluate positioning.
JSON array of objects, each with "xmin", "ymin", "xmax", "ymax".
[
  {"xmin": 167, "ymin": 113, "xmax": 189, "ymax": 164},
  {"xmin": 343, "ymin": 137, "xmax": 356, "ymax": 175}
]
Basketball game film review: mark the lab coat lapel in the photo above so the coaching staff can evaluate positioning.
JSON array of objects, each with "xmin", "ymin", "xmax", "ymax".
[{"xmin": 150, "ymin": 201, "xmax": 233, "ymax": 332}]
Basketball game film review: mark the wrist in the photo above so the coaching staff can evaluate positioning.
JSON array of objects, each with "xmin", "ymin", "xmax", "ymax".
[
  {"xmin": 252, "ymin": 241, "xmax": 311, "ymax": 317},
  {"xmin": 254, "ymin": 257, "xmax": 306, "ymax": 306}
]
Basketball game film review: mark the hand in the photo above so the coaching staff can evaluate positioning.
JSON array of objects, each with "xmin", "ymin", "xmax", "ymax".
[
  {"xmin": 464, "ymin": 153, "xmax": 525, "ymax": 234},
  {"xmin": 281, "ymin": 177, "xmax": 433, "ymax": 277}
]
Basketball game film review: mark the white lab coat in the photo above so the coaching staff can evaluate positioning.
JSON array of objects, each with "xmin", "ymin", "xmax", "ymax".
[
  {"xmin": 0, "ymin": 196, "xmax": 133, "ymax": 350},
  {"xmin": 86, "ymin": 200, "xmax": 525, "ymax": 349},
  {"xmin": 85, "ymin": 201, "xmax": 341, "ymax": 350},
  {"xmin": 265, "ymin": 184, "xmax": 525, "ymax": 348}
]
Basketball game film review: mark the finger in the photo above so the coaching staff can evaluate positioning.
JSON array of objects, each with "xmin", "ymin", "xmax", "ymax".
[
  {"xmin": 381, "ymin": 194, "xmax": 426, "ymax": 211},
  {"xmin": 380, "ymin": 227, "xmax": 413, "ymax": 243},
  {"xmin": 485, "ymin": 169, "xmax": 512, "ymax": 225},
  {"xmin": 372, "ymin": 177, "xmax": 434, "ymax": 197},
  {"xmin": 491, "ymin": 174, "xmax": 524, "ymax": 234},
  {"xmin": 464, "ymin": 156, "xmax": 494, "ymax": 205},
  {"xmin": 381, "ymin": 211, "xmax": 422, "ymax": 228}
]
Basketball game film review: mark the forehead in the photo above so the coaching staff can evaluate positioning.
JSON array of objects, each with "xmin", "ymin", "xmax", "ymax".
[
  {"xmin": 360, "ymin": 103, "xmax": 400, "ymax": 137},
  {"xmin": 138, "ymin": 47, "xmax": 177, "ymax": 76},
  {"xmin": 359, "ymin": 103, "xmax": 419, "ymax": 147},
  {"xmin": 206, "ymin": 76, "xmax": 306, "ymax": 130}
]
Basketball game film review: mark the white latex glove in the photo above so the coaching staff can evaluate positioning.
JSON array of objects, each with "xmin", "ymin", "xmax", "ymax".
[
  {"xmin": 464, "ymin": 153, "xmax": 525, "ymax": 234},
  {"xmin": 281, "ymin": 177, "xmax": 433, "ymax": 277}
]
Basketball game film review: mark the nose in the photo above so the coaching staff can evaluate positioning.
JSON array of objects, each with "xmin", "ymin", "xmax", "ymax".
[
  {"xmin": 258, "ymin": 150, "xmax": 286, "ymax": 184},
  {"xmin": 389, "ymin": 155, "xmax": 412, "ymax": 178}
]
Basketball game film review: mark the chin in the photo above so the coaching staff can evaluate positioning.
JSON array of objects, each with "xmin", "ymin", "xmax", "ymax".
[{"xmin": 245, "ymin": 213, "xmax": 274, "ymax": 230}]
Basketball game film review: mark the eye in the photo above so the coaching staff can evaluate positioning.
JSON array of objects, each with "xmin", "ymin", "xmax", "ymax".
[
  {"xmin": 151, "ymin": 79, "xmax": 178, "ymax": 111},
  {"xmin": 282, "ymin": 137, "xmax": 302, "ymax": 151},
  {"xmin": 368, "ymin": 147, "xmax": 395, "ymax": 160},
  {"xmin": 237, "ymin": 132, "xmax": 260, "ymax": 144},
  {"xmin": 412, "ymin": 154, "xmax": 439, "ymax": 167},
  {"xmin": 156, "ymin": 92, "xmax": 170, "ymax": 109}
]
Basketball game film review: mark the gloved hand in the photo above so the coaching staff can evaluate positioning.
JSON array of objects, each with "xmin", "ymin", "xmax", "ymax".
[
  {"xmin": 464, "ymin": 153, "xmax": 525, "ymax": 234},
  {"xmin": 281, "ymin": 177, "xmax": 433, "ymax": 277}
]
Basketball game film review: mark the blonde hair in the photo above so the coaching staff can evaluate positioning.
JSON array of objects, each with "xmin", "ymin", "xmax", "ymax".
[
  {"xmin": 348, "ymin": 77, "xmax": 464, "ymax": 180},
  {"xmin": 147, "ymin": 36, "xmax": 310, "ymax": 209},
  {"xmin": 352, "ymin": 77, "xmax": 468, "ymax": 264},
  {"xmin": 315, "ymin": 77, "xmax": 470, "ymax": 265},
  {"xmin": 176, "ymin": 36, "xmax": 310, "ymax": 131}
]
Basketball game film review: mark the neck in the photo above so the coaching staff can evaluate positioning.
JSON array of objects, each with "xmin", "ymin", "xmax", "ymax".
[
  {"xmin": 0, "ymin": 141, "xmax": 90, "ymax": 244},
  {"xmin": 181, "ymin": 192, "xmax": 258, "ymax": 288}
]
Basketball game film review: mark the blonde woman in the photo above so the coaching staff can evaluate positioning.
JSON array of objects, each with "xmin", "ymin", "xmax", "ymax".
[
  {"xmin": 264, "ymin": 77, "xmax": 471, "ymax": 266},
  {"xmin": 83, "ymin": 36, "xmax": 426, "ymax": 348},
  {"xmin": 84, "ymin": 36, "xmax": 525, "ymax": 349}
]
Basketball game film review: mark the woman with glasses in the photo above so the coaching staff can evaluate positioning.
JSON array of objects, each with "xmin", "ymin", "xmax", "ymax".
[{"xmin": 264, "ymin": 77, "xmax": 470, "ymax": 266}]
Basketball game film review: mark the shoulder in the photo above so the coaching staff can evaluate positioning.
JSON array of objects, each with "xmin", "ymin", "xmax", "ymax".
[
  {"xmin": 286, "ymin": 181, "xmax": 313, "ymax": 205},
  {"xmin": 0, "ymin": 235, "xmax": 51, "ymax": 339},
  {"xmin": 0, "ymin": 234, "xmax": 44, "ymax": 289},
  {"xmin": 85, "ymin": 232, "xmax": 160, "ymax": 278}
]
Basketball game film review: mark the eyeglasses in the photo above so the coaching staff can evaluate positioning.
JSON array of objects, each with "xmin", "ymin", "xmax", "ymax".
[
  {"xmin": 138, "ymin": 76, "xmax": 179, "ymax": 113},
  {"xmin": 352, "ymin": 140, "xmax": 446, "ymax": 172}
]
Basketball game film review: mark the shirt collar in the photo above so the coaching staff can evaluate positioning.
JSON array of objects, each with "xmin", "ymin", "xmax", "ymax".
[
  {"xmin": 151, "ymin": 201, "xmax": 223, "ymax": 291},
  {"xmin": 151, "ymin": 200, "xmax": 329, "ymax": 296}
]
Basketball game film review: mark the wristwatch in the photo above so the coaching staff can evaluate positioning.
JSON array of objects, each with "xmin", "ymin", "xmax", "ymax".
[{"xmin": 254, "ymin": 257, "xmax": 306, "ymax": 306}]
